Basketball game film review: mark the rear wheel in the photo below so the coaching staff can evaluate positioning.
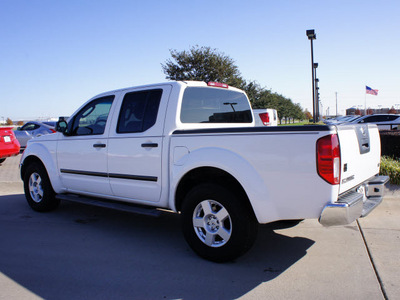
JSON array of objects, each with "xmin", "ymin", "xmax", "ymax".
[
  {"xmin": 24, "ymin": 162, "xmax": 59, "ymax": 212},
  {"xmin": 0, "ymin": 158, "xmax": 5, "ymax": 164},
  {"xmin": 181, "ymin": 183, "xmax": 258, "ymax": 262}
]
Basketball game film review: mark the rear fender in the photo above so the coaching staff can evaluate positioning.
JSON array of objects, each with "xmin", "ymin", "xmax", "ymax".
[{"xmin": 170, "ymin": 147, "xmax": 278, "ymax": 223}]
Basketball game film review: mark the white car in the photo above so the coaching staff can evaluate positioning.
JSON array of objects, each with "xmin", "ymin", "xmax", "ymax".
[
  {"xmin": 346, "ymin": 114, "xmax": 400, "ymax": 130},
  {"xmin": 324, "ymin": 115, "xmax": 361, "ymax": 125},
  {"xmin": 253, "ymin": 108, "xmax": 278, "ymax": 126}
]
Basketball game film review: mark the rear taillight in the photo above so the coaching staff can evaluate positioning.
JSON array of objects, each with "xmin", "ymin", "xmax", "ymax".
[
  {"xmin": 258, "ymin": 113, "xmax": 270, "ymax": 125},
  {"xmin": 50, "ymin": 129, "xmax": 56, "ymax": 133},
  {"xmin": 317, "ymin": 134, "xmax": 341, "ymax": 185}
]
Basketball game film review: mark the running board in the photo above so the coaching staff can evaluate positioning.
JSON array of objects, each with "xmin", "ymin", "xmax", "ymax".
[{"xmin": 56, "ymin": 194, "xmax": 162, "ymax": 217}]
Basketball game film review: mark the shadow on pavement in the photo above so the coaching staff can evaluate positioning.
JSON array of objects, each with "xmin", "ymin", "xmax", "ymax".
[{"xmin": 0, "ymin": 194, "xmax": 314, "ymax": 300}]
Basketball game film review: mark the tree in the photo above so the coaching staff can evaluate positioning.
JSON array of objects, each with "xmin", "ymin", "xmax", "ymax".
[
  {"xmin": 6, "ymin": 118, "xmax": 13, "ymax": 125},
  {"xmin": 388, "ymin": 106, "xmax": 397, "ymax": 114},
  {"xmin": 293, "ymin": 103, "xmax": 306, "ymax": 121},
  {"xmin": 162, "ymin": 45, "xmax": 306, "ymax": 123},
  {"xmin": 304, "ymin": 109, "xmax": 313, "ymax": 120},
  {"xmin": 162, "ymin": 46, "xmax": 245, "ymax": 88}
]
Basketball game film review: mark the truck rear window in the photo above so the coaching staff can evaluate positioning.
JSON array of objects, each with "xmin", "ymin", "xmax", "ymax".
[{"xmin": 180, "ymin": 87, "xmax": 252, "ymax": 123}]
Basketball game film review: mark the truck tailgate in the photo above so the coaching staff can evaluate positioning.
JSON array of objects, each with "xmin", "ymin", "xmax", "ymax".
[{"xmin": 336, "ymin": 124, "xmax": 381, "ymax": 194}]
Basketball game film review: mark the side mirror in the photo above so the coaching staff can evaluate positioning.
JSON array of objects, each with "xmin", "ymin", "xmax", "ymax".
[{"xmin": 56, "ymin": 117, "xmax": 68, "ymax": 134}]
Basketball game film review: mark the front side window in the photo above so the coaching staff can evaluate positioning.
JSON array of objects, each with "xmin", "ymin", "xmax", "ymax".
[
  {"xmin": 180, "ymin": 87, "xmax": 252, "ymax": 123},
  {"xmin": 117, "ymin": 89, "xmax": 162, "ymax": 133},
  {"xmin": 69, "ymin": 95, "xmax": 114, "ymax": 136}
]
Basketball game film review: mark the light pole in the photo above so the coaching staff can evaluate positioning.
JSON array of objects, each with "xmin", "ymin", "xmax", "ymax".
[
  {"xmin": 320, "ymin": 101, "xmax": 323, "ymax": 120},
  {"xmin": 314, "ymin": 63, "xmax": 319, "ymax": 121},
  {"xmin": 335, "ymin": 92, "xmax": 338, "ymax": 117},
  {"xmin": 306, "ymin": 29, "xmax": 317, "ymax": 123},
  {"xmin": 317, "ymin": 85, "xmax": 321, "ymax": 121}
]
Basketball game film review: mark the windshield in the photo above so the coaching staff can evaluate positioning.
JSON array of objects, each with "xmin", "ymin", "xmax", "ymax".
[{"xmin": 180, "ymin": 87, "xmax": 252, "ymax": 123}]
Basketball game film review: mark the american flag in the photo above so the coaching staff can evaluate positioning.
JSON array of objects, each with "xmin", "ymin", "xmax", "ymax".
[{"xmin": 366, "ymin": 86, "xmax": 378, "ymax": 95}]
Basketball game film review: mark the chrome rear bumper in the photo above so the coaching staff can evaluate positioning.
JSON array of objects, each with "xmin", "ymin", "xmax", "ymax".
[{"xmin": 319, "ymin": 175, "xmax": 389, "ymax": 227}]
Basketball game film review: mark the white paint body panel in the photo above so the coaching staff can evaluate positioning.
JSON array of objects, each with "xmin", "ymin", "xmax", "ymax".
[
  {"xmin": 169, "ymin": 130, "xmax": 340, "ymax": 223},
  {"xmin": 337, "ymin": 124, "xmax": 381, "ymax": 194}
]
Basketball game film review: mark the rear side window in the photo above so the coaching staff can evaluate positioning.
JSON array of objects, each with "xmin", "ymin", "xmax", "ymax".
[
  {"xmin": 180, "ymin": 87, "xmax": 252, "ymax": 123},
  {"xmin": 117, "ymin": 89, "xmax": 162, "ymax": 133}
]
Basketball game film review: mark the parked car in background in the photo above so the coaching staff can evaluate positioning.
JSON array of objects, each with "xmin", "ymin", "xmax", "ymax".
[
  {"xmin": 0, "ymin": 127, "xmax": 20, "ymax": 163},
  {"xmin": 14, "ymin": 121, "xmax": 56, "ymax": 149},
  {"xmin": 345, "ymin": 114, "xmax": 400, "ymax": 130},
  {"xmin": 253, "ymin": 108, "xmax": 278, "ymax": 126},
  {"xmin": 323, "ymin": 115, "xmax": 361, "ymax": 125},
  {"xmin": 43, "ymin": 121, "xmax": 57, "ymax": 127}
]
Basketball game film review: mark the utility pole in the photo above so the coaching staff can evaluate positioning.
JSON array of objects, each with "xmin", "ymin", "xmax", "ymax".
[{"xmin": 335, "ymin": 92, "xmax": 338, "ymax": 117}]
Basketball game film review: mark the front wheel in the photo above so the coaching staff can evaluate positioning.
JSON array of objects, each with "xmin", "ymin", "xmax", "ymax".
[
  {"xmin": 181, "ymin": 183, "xmax": 258, "ymax": 262},
  {"xmin": 24, "ymin": 162, "xmax": 59, "ymax": 212}
]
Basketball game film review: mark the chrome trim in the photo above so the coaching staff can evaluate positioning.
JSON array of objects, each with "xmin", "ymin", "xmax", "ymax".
[{"xmin": 319, "ymin": 175, "xmax": 389, "ymax": 227}]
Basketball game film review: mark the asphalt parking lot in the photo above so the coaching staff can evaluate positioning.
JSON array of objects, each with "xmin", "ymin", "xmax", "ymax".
[{"xmin": 1, "ymin": 155, "xmax": 399, "ymax": 300}]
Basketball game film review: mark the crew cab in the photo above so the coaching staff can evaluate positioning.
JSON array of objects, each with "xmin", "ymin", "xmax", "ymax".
[{"xmin": 20, "ymin": 81, "xmax": 388, "ymax": 262}]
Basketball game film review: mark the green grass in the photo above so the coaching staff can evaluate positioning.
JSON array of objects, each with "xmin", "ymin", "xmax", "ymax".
[
  {"xmin": 278, "ymin": 121, "xmax": 324, "ymax": 126},
  {"xmin": 380, "ymin": 156, "xmax": 400, "ymax": 185}
]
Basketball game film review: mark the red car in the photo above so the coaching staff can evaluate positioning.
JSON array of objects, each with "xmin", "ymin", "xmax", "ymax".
[{"xmin": 0, "ymin": 127, "xmax": 20, "ymax": 163}]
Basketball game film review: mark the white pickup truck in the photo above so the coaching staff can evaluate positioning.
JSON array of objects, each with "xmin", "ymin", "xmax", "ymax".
[{"xmin": 20, "ymin": 81, "xmax": 388, "ymax": 262}]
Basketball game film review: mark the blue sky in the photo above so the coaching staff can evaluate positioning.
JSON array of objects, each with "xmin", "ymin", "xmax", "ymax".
[{"xmin": 1, "ymin": 0, "xmax": 399, "ymax": 120}]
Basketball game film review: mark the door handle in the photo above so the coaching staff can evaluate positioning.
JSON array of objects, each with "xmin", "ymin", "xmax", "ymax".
[
  {"xmin": 93, "ymin": 143, "xmax": 106, "ymax": 148},
  {"xmin": 141, "ymin": 143, "xmax": 158, "ymax": 148}
]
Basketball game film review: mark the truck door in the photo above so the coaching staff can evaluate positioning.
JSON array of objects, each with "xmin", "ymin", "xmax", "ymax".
[
  {"xmin": 107, "ymin": 85, "xmax": 171, "ymax": 202},
  {"xmin": 57, "ymin": 95, "xmax": 116, "ymax": 195}
]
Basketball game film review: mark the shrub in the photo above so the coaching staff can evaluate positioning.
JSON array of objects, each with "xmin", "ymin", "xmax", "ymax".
[
  {"xmin": 380, "ymin": 156, "xmax": 400, "ymax": 185},
  {"xmin": 380, "ymin": 130, "xmax": 400, "ymax": 159}
]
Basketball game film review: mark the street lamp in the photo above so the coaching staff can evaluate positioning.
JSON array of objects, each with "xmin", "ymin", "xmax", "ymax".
[
  {"xmin": 314, "ymin": 63, "xmax": 319, "ymax": 121},
  {"xmin": 306, "ymin": 29, "xmax": 317, "ymax": 123}
]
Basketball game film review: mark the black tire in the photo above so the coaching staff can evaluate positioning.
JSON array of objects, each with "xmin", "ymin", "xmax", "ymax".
[
  {"xmin": 181, "ymin": 183, "xmax": 258, "ymax": 262},
  {"xmin": 23, "ymin": 162, "xmax": 59, "ymax": 212},
  {"xmin": 0, "ymin": 158, "xmax": 6, "ymax": 164}
]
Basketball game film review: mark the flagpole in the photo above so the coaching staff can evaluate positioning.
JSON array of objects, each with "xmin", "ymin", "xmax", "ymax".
[{"xmin": 364, "ymin": 85, "xmax": 367, "ymax": 116}]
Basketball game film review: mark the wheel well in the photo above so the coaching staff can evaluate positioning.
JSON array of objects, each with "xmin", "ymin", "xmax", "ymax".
[
  {"xmin": 20, "ymin": 156, "xmax": 45, "ymax": 181},
  {"xmin": 175, "ymin": 167, "xmax": 254, "ymax": 215}
]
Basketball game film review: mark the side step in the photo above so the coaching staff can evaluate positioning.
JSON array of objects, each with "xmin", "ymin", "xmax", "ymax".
[
  {"xmin": 362, "ymin": 197, "xmax": 383, "ymax": 217},
  {"xmin": 56, "ymin": 194, "xmax": 162, "ymax": 217}
]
